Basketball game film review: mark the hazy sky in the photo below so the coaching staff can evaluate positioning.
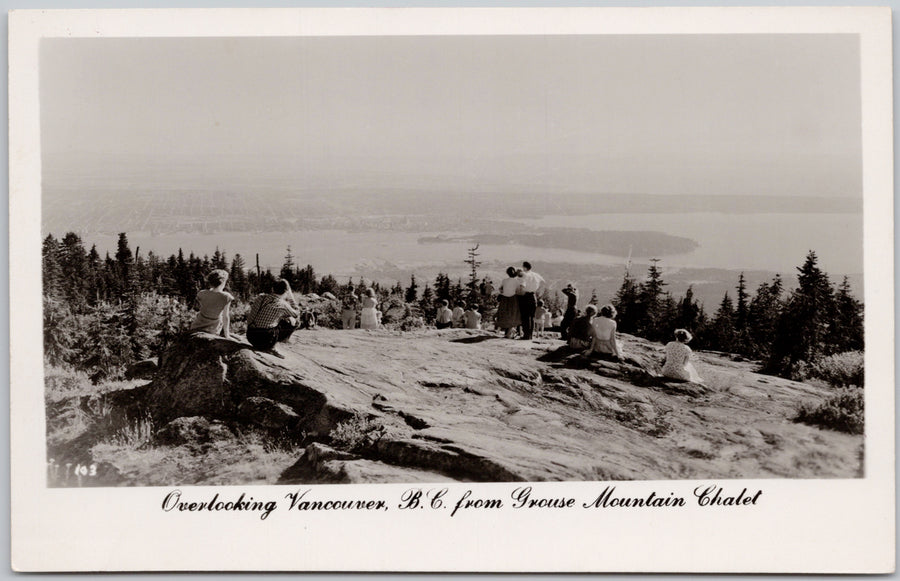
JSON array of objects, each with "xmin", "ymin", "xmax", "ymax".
[{"xmin": 41, "ymin": 34, "xmax": 861, "ymax": 197}]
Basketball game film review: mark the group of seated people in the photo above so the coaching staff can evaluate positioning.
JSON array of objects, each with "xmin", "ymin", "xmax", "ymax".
[
  {"xmin": 561, "ymin": 292, "xmax": 703, "ymax": 383},
  {"xmin": 189, "ymin": 269, "xmax": 317, "ymax": 357},
  {"xmin": 189, "ymin": 270, "xmax": 704, "ymax": 382},
  {"xmin": 435, "ymin": 300, "xmax": 483, "ymax": 330}
]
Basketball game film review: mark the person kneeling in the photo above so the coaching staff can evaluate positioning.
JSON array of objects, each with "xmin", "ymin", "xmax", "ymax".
[{"xmin": 246, "ymin": 279, "xmax": 300, "ymax": 357}]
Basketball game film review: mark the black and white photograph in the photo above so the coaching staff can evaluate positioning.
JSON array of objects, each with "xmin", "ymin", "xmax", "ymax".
[{"xmin": 10, "ymin": 6, "xmax": 895, "ymax": 573}]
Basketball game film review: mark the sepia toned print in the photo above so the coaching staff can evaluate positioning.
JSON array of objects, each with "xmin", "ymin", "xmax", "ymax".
[
  {"xmin": 41, "ymin": 32, "xmax": 864, "ymax": 487},
  {"xmin": 11, "ymin": 7, "xmax": 894, "ymax": 573}
]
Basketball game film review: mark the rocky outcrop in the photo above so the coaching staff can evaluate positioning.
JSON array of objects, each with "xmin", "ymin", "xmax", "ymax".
[
  {"xmin": 47, "ymin": 328, "xmax": 862, "ymax": 486},
  {"xmin": 123, "ymin": 329, "xmax": 863, "ymax": 484}
]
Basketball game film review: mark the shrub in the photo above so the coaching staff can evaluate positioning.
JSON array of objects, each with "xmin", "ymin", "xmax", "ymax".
[
  {"xmin": 315, "ymin": 301, "xmax": 344, "ymax": 329},
  {"xmin": 812, "ymin": 351, "xmax": 864, "ymax": 388},
  {"xmin": 795, "ymin": 387, "xmax": 864, "ymax": 435},
  {"xmin": 101, "ymin": 412, "xmax": 157, "ymax": 448},
  {"xmin": 328, "ymin": 413, "xmax": 385, "ymax": 452}
]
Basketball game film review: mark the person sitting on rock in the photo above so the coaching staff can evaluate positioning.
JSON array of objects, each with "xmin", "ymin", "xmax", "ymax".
[
  {"xmin": 584, "ymin": 304, "xmax": 622, "ymax": 361},
  {"xmin": 464, "ymin": 304, "xmax": 482, "ymax": 330},
  {"xmin": 299, "ymin": 308, "xmax": 317, "ymax": 330},
  {"xmin": 341, "ymin": 291, "xmax": 359, "ymax": 329},
  {"xmin": 435, "ymin": 299, "xmax": 453, "ymax": 329},
  {"xmin": 189, "ymin": 269, "xmax": 233, "ymax": 338},
  {"xmin": 245, "ymin": 279, "xmax": 300, "ymax": 356},
  {"xmin": 451, "ymin": 302, "xmax": 466, "ymax": 328},
  {"xmin": 661, "ymin": 329, "xmax": 704, "ymax": 383},
  {"xmin": 566, "ymin": 305, "xmax": 596, "ymax": 349}
]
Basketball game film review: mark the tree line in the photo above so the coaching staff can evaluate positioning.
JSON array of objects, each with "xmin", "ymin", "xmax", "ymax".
[
  {"xmin": 43, "ymin": 231, "xmax": 862, "ymax": 385},
  {"xmin": 610, "ymin": 252, "xmax": 863, "ymax": 379}
]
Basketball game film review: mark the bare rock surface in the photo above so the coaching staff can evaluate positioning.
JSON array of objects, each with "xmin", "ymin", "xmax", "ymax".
[
  {"xmin": 47, "ymin": 328, "xmax": 863, "ymax": 486},
  {"xmin": 141, "ymin": 329, "xmax": 861, "ymax": 483}
]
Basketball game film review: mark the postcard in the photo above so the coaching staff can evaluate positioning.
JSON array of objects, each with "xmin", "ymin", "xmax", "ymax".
[{"xmin": 9, "ymin": 6, "xmax": 894, "ymax": 572}]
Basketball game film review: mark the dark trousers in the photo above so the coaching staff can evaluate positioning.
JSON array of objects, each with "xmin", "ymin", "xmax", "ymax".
[
  {"xmin": 247, "ymin": 319, "xmax": 297, "ymax": 350},
  {"xmin": 560, "ymin": 307, "xmax": 577, "ymax": 340},
  {"xmin": 518, "ymin": 292, "xmax": 537, "ymax": 339}
]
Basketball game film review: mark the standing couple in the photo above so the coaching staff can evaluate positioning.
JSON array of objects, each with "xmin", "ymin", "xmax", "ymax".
[{"xmin": 496, "ymin": 261, "xmax": 545, "ymax": 340}]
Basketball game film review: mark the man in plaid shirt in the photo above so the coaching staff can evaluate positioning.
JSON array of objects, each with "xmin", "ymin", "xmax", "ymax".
[{"xmin": 246, "ymin": 279, "xmax": 300, "ymax": 355}]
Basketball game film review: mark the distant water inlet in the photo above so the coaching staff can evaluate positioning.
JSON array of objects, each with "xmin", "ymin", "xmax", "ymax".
[
  {"xmin": 517, "ymin": 212, "xmax": 863, "ymax": 275},
  {"xmin": 73, "ymin": 211, "xmax": 862, "ymax": 281}
]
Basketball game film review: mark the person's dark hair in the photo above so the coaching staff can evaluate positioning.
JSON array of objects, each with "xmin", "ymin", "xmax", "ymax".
[
  {"xmin": 584, "ymin": 304, "xmax": 598, "ymax": 316},
  {"xmin": 600, "ymin": 304, "xmax": 617, "ymax": 319},
  {"xmin": 273, "ymin": 279, "xmax": 289, "ymax": 295},
  {"xmin": 506, "ymin": 266, "xmax": 517, "ymax": 277},
  {"xmin": 441, "ymin": 299, "xmax": 449, "ymax": 307},
  {"xmin": 674, "ymin": 329, "xmax": 693, "ymax": 343},
  {"xmin": 522, "ymin": 261, "xmax": 532, "ymax": 270},
  {"xmin": 537, "ymin": 299, "xmax": 544, "ymax": 307},
  {"xmin": 207, "ymin": 269, "xmax": 228, "ymax": 288}
]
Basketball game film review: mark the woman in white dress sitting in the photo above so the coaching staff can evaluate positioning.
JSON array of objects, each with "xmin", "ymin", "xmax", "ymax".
[
  {"xmin": 583, "ymin": 304, "xmax": 622, "ymax": 360},
  {"xmin": 661, "ymin": 329, "xmax": 704, "ymax": 383}
]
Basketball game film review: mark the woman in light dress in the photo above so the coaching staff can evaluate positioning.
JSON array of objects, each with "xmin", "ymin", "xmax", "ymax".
[
  {"xmin": 584, "ymin": 304, "xmax": 622, "ymax": 360},
  {"xmin": 661, "ymin": 329, "xmax": 704, "ymax": 383},
  {"xmin": 359, "ymin": 288, "xmax": 379, "ymax": 330},
  {"xmin": 496, "ymin": 266, "xmax": 524, "ymax": 338},
  {"xmin": 189, "ymin": 269, "xmax": 233, "ymax": 338}
]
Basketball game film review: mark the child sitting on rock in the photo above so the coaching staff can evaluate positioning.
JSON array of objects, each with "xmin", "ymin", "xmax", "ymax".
[{"xmin": 189, "ymin": 269, "xmax": 233, "ymax": 338}]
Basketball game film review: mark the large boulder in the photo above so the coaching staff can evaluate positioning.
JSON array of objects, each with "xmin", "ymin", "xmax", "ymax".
[{"xmin": 144, "ymin": 333, "xmax": 364, "ymax": 436}]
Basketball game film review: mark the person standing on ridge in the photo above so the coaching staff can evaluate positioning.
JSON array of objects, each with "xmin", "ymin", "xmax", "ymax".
[
  {"xmin": 518, "ymin": 261, "xmax": 546, "ymax": 340},
  {"xmin": 559, "ymin": 283, "xmax": 579, "ymax": 340}
]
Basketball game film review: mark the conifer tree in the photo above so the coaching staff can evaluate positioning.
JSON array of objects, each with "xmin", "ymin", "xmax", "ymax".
[
  {"xmin": 708, "ymin": 292, "xmax": 736, "ymax": 352},
  {"xmin": 464, "ymin": 244, "xmax": 482, "ymax": 302},
  {"xmin": 211, "ymin": 247, "xmax": 227, "ymax": 270},
  {"xmin": 42, "ymin": 234, "xmax": 62, "ymax": 299},
  {"xmin": 86, "ymin": 244, "xmax": 103, "ymax": 304},
  {"xmin": 613, "ymin": 271, "xmax": 641, "ymax": 334},
  {"xmin": 115, "ymin": 232, "xmax": 134, "ymax": 291},
  {"xmin": 229, "ymin": 253, "xmax": 249, "ymax": 300},
  {"xmin": 677, "ymin": 286, "xmax": 702, "ymax": 332},
  {"xmin": 280, "ymin": 246, "xmax": 296, "ymax": 286},
  {"xmin": 829, "ymin": 276, "xmax": 864, "ymax": 353},
  {"xmin": 767, "ymin": 251, "xmax": 836, "ymax": 376},
  {"xmin": 637, "ymin": 259, "xmax": 667, "ymax": 341},
  {"xmin": 733, "ymin": 272, "xmax": 751, "ymax": 353},
  {"xmin": 59, "ymin": 232, "xmax": 89, "ymax": 307},
  {"xmin": 419, "ymin": 283, "xmax": 436, "ymax": 321},
  {"xmin": 317, "ymin": 274, "xmax": 339, "ymax": 297},
  {"xmin": 405, "ymin": 274, "xmax": 419, "ymax": 303},
  {"xmin": 747, "ymin": 275, "xmax": 784, "ymax": 359}
]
